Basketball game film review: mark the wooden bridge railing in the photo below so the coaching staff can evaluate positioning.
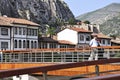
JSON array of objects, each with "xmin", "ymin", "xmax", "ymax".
[
  {"xmin": 0, "ymin": 58, "xmax": 120, "ymax": 80},
  {"xmin": 0, "ymin": 46, "xmax": 120, "ymax": 63},
  {"xmin": 0, "ymin": 46, "xmax": 120, "ymax": 53}
]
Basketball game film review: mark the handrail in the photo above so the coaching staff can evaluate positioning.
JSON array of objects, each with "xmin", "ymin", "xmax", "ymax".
[
  {"xmin": 1, "ymin": 46, "xmax": 120, "ymax": 53},
  {"xmin": 0, "ymin": 58, "xmax": 120, "ymax": 78}
]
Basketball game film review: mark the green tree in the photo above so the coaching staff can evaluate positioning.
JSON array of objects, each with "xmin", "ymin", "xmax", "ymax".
[
  {"xmin": 46, "ymin": 27, "xmax": 55, "ymax": 37},
  {"xmin": 68, "ymin": 18, "xmax": 76, "ymax": 25},
  {"xmin": 84, "ymin": 20, "xmax": 91, "ymax": 24}
]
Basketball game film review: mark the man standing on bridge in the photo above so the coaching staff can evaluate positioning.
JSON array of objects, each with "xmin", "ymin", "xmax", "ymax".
[{"xmin": 88, "ymin": 35, "xmax": 99, "ymax": 61}]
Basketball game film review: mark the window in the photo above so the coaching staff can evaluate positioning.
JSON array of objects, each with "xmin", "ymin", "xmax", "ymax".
[
  {"xmin": 34, "ymin": 29, "xmax": 37, "ymax": 36},
  {"xmin": 27, "ymin": 28, "xmax": 31, "ymax": 36},
  {"xmin": 1, "ymin": 42, "xmax": 8, "ymax": 49},
  {"xmin": 49, "ymin": 43, "xmax": 52, "ymax": 48},
  {"xmin": 27, "ymin": 40, "xmax": 29, "ymax": 48},
  {"xmin": 31, "ymin": 41, "xmax": 33, "ymax": 48},
  {"xmin": 1, "ymin": 28, "xmax": 8, "ymax": 35},
  {"xmin": 34, "ymin": 41, "xmax": 37, "ymax": 48},
  {"xmin": 93, "ymin": 27, "xmax": 99, "ymax": 33},
  {"xmin": 19, "ymin": 27, "xmax": 22, "ymax": 35},
  {"xmin": 23, "ymin": 28, "xmax": 26, "ymax": 35},
  {"xmin": 107, "ymin": 40, "xmax": 110, "ymax": 45},
  {"xmin": 14, "ymin": 40, "xmax": 17, "ymax": 48},
  {"xmin": 50, "ymin": 43, "xmax": 56, "ymax": 48},
  {"xmin": 79, "ymin": 34, "xmax": 84, "ymax": 41},
  {"xmin": 14, "ymin": 27, "xmax": 17, "ymax": 35},
  {"xmin": 102, "ymin": 40, "xmax": 105, "ymax": 44},
  {"xmin": 86, "ymin": 35, "xmax": 90, "ymax": 41},
  {"xmin": 88, "ymin": 26, "xmax": 91, "ymax": 31},
  {"xmin": 31, "ymin": 29, "xmax": 34, "ymax": 36},
  {"xmin": 43, "ymin": 43, "xmax": 47, "ymax": 48},
  {"xmin": 19, "ymin": 40, "xmax": 22, "ymax": 48},
  {"xmin": 23, "ymin": 40, "xmax": 26, "ymax": 48}
]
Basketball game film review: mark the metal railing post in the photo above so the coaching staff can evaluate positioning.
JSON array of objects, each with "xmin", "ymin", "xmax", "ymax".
[
  {"xmin": 95, "ymin": 65, "xmax": 100, "ymax": 76},
  {"xmin": 42, "ymin": 72, "xmax": 48, "ymax": 80},
  {"xmin": 52, "ymin": 52, "xmax": 54, "ymax": 62}
]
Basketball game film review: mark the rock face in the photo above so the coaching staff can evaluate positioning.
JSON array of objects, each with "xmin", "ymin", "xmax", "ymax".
[{"xmin": 0, "ymin": 0, "xmax": 74, "ymax": 24}]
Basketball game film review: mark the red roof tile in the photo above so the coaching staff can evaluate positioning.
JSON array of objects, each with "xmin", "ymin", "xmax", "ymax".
[
  {"xmin": 69, "ymin": 27, "xmax": 92, "ymax": 33},
  {"xmin": 58, "ymin": 40, "xmax": 75, "ymax": 45},
  {"xmin": 111, "ymin": 38, "xmax": 120, "ymax": 44},
  {"xmin": 39, "ymin": 37, "xmax": 58, "ymax": 43},
  {"xmin": 0, "ymin": 16, "xmax": 40, "ymax": 26},
  {"xmin": 111, "ymin": 40, "xmax": 120, "ymax": 44},
  {"xmin": 0, "ymin": 19, "xmax": 12, "ymax": 26},
  {"xmin": 92, "ymin": 33, "xmax": 111, "ymax": 39}
]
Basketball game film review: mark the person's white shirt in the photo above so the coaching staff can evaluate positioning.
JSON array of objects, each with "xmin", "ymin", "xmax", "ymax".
[{"xmin": 89, "ymin": 38, "xmax": 98, "ymax": 47}]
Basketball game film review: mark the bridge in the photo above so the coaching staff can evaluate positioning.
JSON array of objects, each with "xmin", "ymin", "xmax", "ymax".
[
  {"xmin": 0, "ymin": 46, "xmax": 120, "ymax": 80},
  {"xmin": 0, "ymin": 58, "xmax": 120, "ymax": 80}
]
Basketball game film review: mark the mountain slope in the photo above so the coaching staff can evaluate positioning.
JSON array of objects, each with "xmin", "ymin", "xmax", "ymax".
[
  {"xmin": 76, "ymin": 3, "xmax": 120, "ymax": 24},
  {"xmin": 76, "ymin": 3, "xmax": 120, "ymax": 36},
  {"xmin": 100, "ymin": 14, "xmax": 120, "ymax": 36}
]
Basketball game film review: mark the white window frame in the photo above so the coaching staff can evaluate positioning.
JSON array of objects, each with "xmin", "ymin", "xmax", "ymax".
[
  {"xmin": 79, "ymin": 34, "xmax": 84, "ymax": 41},
  {"xmin": 1, "ymin": 41, "xmax": 8, "ymax": 49},
  {"xmin": 1, "ymin": 28, "xmax": 8, "ymax": 36}
]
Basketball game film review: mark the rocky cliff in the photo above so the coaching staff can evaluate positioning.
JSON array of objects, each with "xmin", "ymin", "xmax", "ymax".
[{"xmin": 0, "ymin": 0, "xmax": 74, "ymax": 24}]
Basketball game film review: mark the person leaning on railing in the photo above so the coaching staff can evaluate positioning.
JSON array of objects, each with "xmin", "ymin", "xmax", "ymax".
[{"xmin": 88, "ymin": 35, "xmax": 99, "ymax": 61}]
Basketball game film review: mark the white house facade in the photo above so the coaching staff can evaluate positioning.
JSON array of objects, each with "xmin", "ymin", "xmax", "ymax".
[
  {"xmin": 57, "ymin": 27, "xmax": 92, "ymax": 48},
  {"xmin": 57, "ymin": 28, "xmax": 78, "ymax": 44},
  {"xmin": 0, "ymin": 16, "xmax": 40, "ymax": 50}
]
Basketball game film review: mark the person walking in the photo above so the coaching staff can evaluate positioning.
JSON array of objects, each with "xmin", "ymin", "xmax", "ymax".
[{"xmin": 88, "ymin": 35, "xmax": 99, "ymax": 61}]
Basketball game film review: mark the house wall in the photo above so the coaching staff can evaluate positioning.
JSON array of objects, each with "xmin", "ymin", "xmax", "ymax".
[
  {"xmin": 0, "ymin": 27, "xmax": 11, "ymax": 50},
  {"xmin": 57, "ymin": 28, "xmax": 92, "ymax": 47},
  {"xmin": 78, "ymin": 33, "xmax": 91, "ymax": 44},
  {"xmin": 100, "ymin": 39, "xmax": 111, "ymax": 46},
  {"xmin": 0, "ymin": 24, "xmax": 38, "ymax": 50},
  {"xmin": 63, "ymin": 24, "xmax": 100, "ymax": 33},
  {"xmin": 11, "ymin": 25, "xmax": 38, "ymax": 50},
  {"xmin": 57, "ymin": 29, "xmax": 78, "ymax": 44}
]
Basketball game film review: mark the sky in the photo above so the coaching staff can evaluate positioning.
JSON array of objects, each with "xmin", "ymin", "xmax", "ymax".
[{"xmin": 64, "ymin": 0, "xmax": 120, "ymax": 17}]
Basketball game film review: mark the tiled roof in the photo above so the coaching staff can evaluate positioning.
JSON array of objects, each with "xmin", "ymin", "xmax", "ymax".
[
  {"xmin": 58, "ymin": 40, "xmax": 75, "ymax": 45},
  {"xmin": 0, "ymin": 19, "xmax": 12, "ymax": 26},
  {"xmin": 69, "ymin": 27, "xmax": 92, "ymax": 33},
  {"xmin": 39, "ymin": 37, "xmax": 58, "ymax": 43},
  {"xmin": 111, "ymin": 39, "xmax": 120, "ymax": 44},
  {"xmin": 92, "ymin": 33, "xmax": 111, "ymax": 39},
  {"xmin": 0, "ymin": 16, "xmax": 40, "ymax": 26}
]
